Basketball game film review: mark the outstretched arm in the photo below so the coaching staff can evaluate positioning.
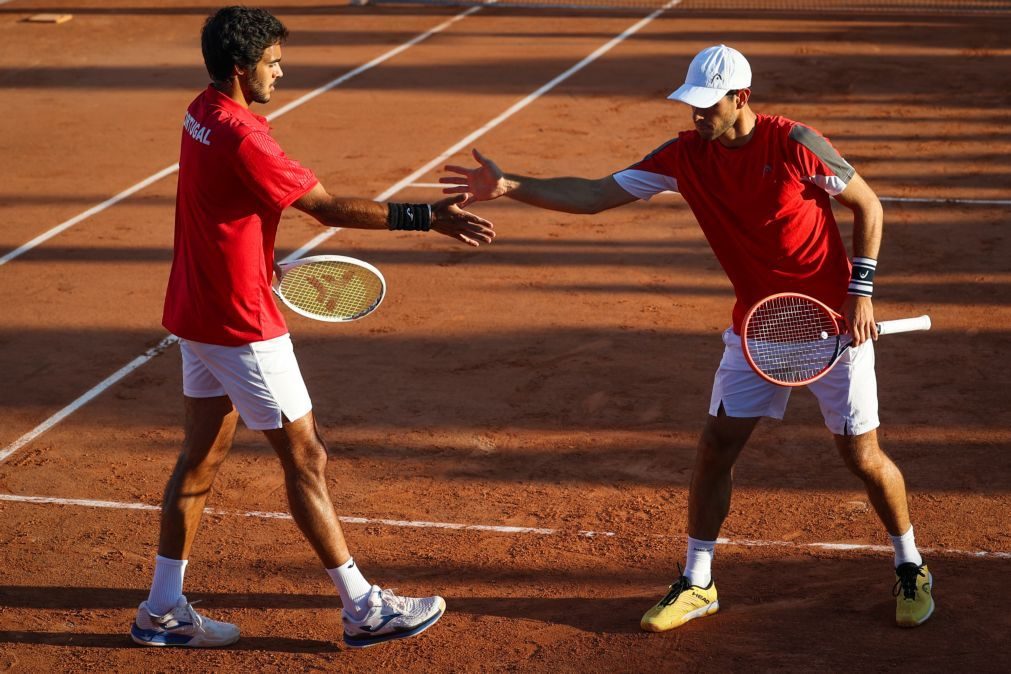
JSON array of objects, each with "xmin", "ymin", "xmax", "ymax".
[
  {"xmin": 441, "ymin": 148, "xmax": 637, "ymax": 214},
  {"xmin": 834, "ymin": 172, "xmax": 883, "ymax": 346},
  {"xmin": 292, "ymin": 183, "xmax": 495, "ymax": 247}
]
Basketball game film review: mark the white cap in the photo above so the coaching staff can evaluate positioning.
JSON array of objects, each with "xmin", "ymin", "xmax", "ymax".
[{"xmin": 668, "ymin": 44, "xmax": 752, "ymax": 108}]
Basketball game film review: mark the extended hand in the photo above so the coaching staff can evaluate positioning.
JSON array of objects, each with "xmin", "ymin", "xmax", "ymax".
[
  {"xmin": 441, "ymin": 148, "xmax": 510, "ymax": 205},
  {"xmin": 431, "ymin": 193, "xmax": 495, "ymax": 247}
]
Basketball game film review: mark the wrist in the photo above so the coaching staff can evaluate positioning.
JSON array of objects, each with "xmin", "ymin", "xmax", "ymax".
[{"xmin": 848, "ymin": 256, "xmax": 876, "ymax": 297}]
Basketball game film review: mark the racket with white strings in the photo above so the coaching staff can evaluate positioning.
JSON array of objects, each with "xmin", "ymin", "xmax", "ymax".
[
  {"xmin": 272, "ymin": 254, "xmax": 385, "ymax": 322},
  {"xmin": 741, "ymin": 292, "xmax": 931, "ymax": 387}
]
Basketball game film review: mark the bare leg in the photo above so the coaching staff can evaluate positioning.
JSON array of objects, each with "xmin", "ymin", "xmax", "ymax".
[
  {"xmin": 687, "ymin": 411, "xmax": 761, "ymax": 540},
  {"xmin": 263, "ymin": 411, "xmax": 350, "ymax": 569},
  {"xmin": 834, "ymin": 429, "xmax": 911, "ymax": 536},
  {"xmin": 158, "ymin": 396, "xmax": 238, "ymax": 559}
]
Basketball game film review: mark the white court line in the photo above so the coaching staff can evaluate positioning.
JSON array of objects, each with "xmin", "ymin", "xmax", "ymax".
[
  {"xmin": 3, "ymin": 492, "xmax": 1010, "ymax": 559},
  {"xmin": 0, "ymin": 5, "xmax": 484, "ymax": 269},
  {"xmin": 0, "ymin": 335, "xmax": 180, "ymax": 463},
  {"xmin": 408, "ymin": 182, "xmax": 1011, "ymax": 207},
  {"xmin": 292, "ymin": 0, "xmax": 685, "ymax": 258},
  {"xmin": 1, "ymin": 4, "xmax": 679, "ymax": 463},
  {"xmin": 0, "ymin": 493, "xmax": 607, "ymax": 538},
  {"xmin": 0, "ymin": 165, "xmax": 180, "ymax": 267},
  {"xmin": 879, "ymin": 196, "xmax": 1011, "ymax": 206}
]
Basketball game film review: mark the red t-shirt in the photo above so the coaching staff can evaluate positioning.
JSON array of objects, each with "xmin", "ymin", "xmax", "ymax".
[
  {"xmin": 162, "ymin": 85, "xmax": 318, "ymax": 345},
  {"xmin": 613, "ymin": 114, "xmax": 854, "ymax": 332}
]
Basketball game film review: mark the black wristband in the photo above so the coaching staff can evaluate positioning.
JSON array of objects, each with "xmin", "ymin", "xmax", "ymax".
[
  {"xmin": 848, "ymin": 256, "xmax": 877, "ymax": 297},
  {"xmin": 387, "ymin": 203, "xmax": 432, "ymax": 231}
]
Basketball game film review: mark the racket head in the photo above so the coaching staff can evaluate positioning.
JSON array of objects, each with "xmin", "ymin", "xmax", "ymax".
[
  {"xmin": 272, "ymin": 254, "xmax": 386, "ymax": 322},
  {"xmin": 741, "ymin": 293, "xmax": 846, "ymax": 387}
]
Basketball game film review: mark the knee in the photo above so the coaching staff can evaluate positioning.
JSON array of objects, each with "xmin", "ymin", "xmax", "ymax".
[
  {"xmin": 176, "ymin": 451, "xmax": 226, "ymax": 488},
  {"xmin": 696, "ymin": 432, "xmax": 742, "ymax": 474},
  {"xmin": 285, "ymin": 438, "xmax": 329, "ymax": 480},
  {"xmin": 840, "ymin": 441, "xmax": 892, "ymax": 480}
]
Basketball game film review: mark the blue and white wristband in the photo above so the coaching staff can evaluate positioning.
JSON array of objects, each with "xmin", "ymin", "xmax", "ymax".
[{"xmin": 848, "ymin": 256, "xmax": 877, "ymax": 297}]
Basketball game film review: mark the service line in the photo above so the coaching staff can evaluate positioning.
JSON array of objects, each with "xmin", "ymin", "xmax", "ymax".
[{"xmin": 3, "ymin": 492, "xmax": 1009, "ymax": 560}]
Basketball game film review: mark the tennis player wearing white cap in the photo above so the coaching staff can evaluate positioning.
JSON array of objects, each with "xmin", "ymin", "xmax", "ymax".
[{"xmin": 441, "ymin": 44, "xmax": 934, "ymax": 632}]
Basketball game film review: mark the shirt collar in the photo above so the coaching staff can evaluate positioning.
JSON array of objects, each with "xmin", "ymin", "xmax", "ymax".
[{"xmin": 204, "ymin": 84, "xmax": 271, "ymax": 131}]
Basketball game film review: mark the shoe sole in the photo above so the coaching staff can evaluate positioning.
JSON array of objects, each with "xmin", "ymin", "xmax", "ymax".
[
  {"xmin": 641, "ymin": 600, "xmax": 719, "ymax": 633},
  {"xmin": 130, "ymin": 624, "xmax": 240, "ymax": 648},
  {"xmin": 343, "ymin": 600, "xmax": 446, "ymax": 649}
]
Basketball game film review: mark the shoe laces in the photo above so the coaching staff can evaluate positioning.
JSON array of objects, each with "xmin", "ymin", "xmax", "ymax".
[
  {"xmin": 378, "ymin": 588, "xmax": 414, "ymax": 615},
  {"xmin": 175, "ymin": 598, "xmax": 204, "ymax": 629},
  {"xmin": 658, "ymin": 564, "xmax": 691, "ymax": 607},
  {"xmin": 893, "ymin": 563, "xmax": 925, "ymax": 600}
]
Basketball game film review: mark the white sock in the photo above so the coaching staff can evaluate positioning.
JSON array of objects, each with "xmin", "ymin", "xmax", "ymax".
[
  {"xmin": 890, "ymin": 525, "xmax": 923, "ymax": 568},
  {"xmin": 327, "ymin": 557, "xmax": 374, "ymax": 620},
  {"xmin": 684, "ymin": 536, "xmax": 716, "ymax": 587},
  {"xmin": 147, "ymin": 555, "xmax": 188, "ymax": 615}
]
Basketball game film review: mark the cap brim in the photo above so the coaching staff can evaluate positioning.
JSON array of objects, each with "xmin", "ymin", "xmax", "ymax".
[{"xmin": 667, "ymin": 84, "xmax": 727, "ymax": 108}]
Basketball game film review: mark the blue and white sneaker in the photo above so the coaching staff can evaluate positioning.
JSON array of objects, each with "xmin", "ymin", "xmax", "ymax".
[
  {"xmin": 130, "ymin": 595, "xmax": 240, "ymax": 648},
  {"xmin": 342, "ymin": 585, "xmax": 446, "ymax": 649}
]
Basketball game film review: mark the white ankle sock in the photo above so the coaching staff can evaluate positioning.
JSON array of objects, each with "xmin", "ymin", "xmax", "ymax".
[
  {"xmin": 684, "ymin": 536, "xmax": 716, "ymax": 587},
  {"xmin": 327, "ymin": 557, "xmax": 373, "ymax": 620},
  {"xmin": 147, "ymin": 555, "xmax": 188, "ymax": 615},
  {"xmin": 890, "ymin": 525, "xmax": 923, "ymax": 568}
]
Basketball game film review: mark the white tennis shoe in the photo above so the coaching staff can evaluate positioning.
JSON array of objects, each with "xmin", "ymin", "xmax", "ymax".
[
  {"xmin": 342, "ymin": 585, "xmax": 446, "ymax": 648},
  {"xmin": 130, "ymin": 595, "xmax": 240, "ymax": 648}
]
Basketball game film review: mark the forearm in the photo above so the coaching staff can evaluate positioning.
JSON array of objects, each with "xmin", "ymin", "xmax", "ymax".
[
  {"xmin": 305, "ymin": 196, "xmax": 389, "ymax": 230},
  {"xmin": 851, "ymin": 200, "xmax": 883, "ymax": 260},
  {"xmin": 503, "ymin": 174, "xmax": 612, "ymax": 214}
]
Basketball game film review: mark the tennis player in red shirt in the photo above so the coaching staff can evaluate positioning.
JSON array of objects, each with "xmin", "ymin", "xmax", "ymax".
[
  {"xmin": 441, "ymin": 45, "xmax": 933, "ymax": 630},
  {"xmin": 131, "ymin": 7, "xmax": 494, "ymax": 650}
]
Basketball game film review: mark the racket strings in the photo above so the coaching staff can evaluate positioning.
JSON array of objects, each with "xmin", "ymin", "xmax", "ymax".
[
  {"xmin": 745, "ymin": 295, "xmax": 840, "ymax": 383},
  {"xmin": 279, "ymin": 261, "xmax": 383, "ymax": 320}
]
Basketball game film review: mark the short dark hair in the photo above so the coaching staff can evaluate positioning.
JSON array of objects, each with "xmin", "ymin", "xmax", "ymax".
[{"xmin": 201, "ymin": 6, "xmax": 289, "ymax": 83}]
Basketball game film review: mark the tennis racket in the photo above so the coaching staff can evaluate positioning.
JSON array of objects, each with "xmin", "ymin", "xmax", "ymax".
[
  {"xmin": 272, "ymin": 254, "xmax": 385, "ymax": 322},
  {"xmin": 741, "ymin": 292, "xmax": 931, "ymax": 387}
]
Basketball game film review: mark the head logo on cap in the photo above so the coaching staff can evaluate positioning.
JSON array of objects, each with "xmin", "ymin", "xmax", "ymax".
[{"xmin": 668, "ymin": 45, "xmax": 752, "ymax": 109}]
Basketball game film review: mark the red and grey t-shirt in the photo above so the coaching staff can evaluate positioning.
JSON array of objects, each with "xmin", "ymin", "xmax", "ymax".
[
  {"xmin": 163, "ymin": 85, "xmax": 318, "ymax": 346},
  {"xmin": 613, "ymin": 114, "xmax": 854, "ymax": 333}
]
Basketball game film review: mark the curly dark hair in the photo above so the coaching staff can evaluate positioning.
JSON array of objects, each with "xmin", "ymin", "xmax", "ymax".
[{"xmin": 201, "ymin": 6, "xmax": 289, "ymax": 83}]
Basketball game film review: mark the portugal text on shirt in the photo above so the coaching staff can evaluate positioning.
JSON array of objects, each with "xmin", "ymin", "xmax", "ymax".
[{"xmin": 183, "ymin": 112, "xmax": 212, "ymax": 146}]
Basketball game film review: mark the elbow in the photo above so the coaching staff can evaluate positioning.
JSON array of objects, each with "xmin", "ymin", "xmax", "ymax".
[{"xmin": 581, "ymin": 191, "xmax": 610, "ymax": 215}]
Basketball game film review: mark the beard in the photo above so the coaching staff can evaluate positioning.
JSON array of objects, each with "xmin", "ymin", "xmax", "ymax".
[{"xmin": 246, "ymin": 75, "xmax": 273, "ymax": 104}]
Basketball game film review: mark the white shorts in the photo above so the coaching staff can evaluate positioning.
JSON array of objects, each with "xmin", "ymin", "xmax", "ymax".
[
  {"xmin": 708, "ymin": 327, "xmax": 880, "ymax": 436},
  {"xmin": 180, "ymin": 334, "xmax": 312, "ymax": 431}
]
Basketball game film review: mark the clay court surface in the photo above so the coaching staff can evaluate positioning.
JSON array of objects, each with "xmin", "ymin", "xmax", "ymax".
[{"xmin": 1, "ymin": 0, "xmax": 1010, "ymax": 671}]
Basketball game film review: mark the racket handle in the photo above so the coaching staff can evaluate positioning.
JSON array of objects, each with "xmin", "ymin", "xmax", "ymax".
[{"xmin": 877, "ymin": 315, "xmax": 931, "ymax": 335}]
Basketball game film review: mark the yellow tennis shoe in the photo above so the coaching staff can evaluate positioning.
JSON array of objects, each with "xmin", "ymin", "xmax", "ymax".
[
  {"xmin": 894, "ymin": 562, "xmax": 934, "ymax": 627},
  {"xmin": 640, "ymin": 569, "xmax": 719, "ymax": 632}
]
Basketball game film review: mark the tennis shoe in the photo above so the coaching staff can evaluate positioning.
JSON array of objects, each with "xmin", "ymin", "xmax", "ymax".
[
  {"xmin": 130, "ymin": 595, "xmax": 239, "ymax": 647},
  {"xmin": 342, "ymin": 585, "xmax": 446, "ymax": 649},
  {"xmin": 640, "ymin": 567, "xmax": 719, "ymax": 632},
  {"xmin": 894, "ymin": 562, "xmax": 934, "ymax": 627}
]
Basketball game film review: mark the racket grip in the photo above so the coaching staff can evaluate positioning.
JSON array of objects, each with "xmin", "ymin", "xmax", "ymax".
[{"xmin": 877, "ymin": 315, "xmax": 931, "ymax": 335}]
